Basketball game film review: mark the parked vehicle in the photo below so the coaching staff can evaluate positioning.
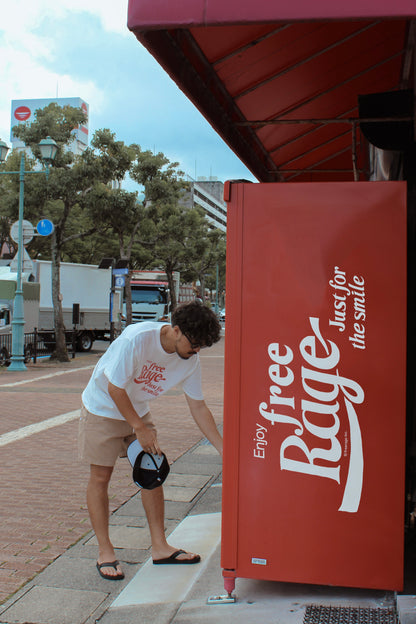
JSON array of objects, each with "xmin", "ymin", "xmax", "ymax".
[
  {"xmin": 127, "ymin": 270, "xmax": 173, "ymax": 323},
  {"xmin": 126, "ymin": 270, "xmax": 204, "ymax": 324},
  {"xmin": 33, "ymin": 260, "xmax": 119, "ymax": 351},
  {"xmin": 0, "ymin": 275, "xmax": 40, "ymax": 365},
  {"xmin": 0, "ymin": 261, "xmax": 121, "ymax": 363}
]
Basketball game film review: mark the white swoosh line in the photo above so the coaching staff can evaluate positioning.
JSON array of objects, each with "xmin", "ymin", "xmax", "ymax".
[{"xmin": 338, "ymin": 398, "xmax": 363, "ymax": 513}]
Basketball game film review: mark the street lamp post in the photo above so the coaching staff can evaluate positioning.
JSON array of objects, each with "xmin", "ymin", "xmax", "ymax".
[{"xmin": 0, "ymin": 137, "xmax": 57, "ymax": 371}]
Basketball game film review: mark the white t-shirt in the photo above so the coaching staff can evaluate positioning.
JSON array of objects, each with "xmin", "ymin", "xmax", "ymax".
[{"xmin": 82, "ymin": 322, "xmax": 204, "ymax": 420}]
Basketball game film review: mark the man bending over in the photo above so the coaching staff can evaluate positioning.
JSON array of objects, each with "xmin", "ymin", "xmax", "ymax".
[{"xmin": 79, "ymin": 301, "xmax": 222, "ymax": 580}]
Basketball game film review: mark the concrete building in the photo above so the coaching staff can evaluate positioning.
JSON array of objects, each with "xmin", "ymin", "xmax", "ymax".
[{"xmin": 182, "ymin": 175, "xmax": 227, "ymax": 231}]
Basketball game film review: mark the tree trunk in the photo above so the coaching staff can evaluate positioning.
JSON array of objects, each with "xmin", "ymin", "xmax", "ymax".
[
  {"xmin": 199, "ymin": 276, "xmax": 206, "ymax": 304},
  {"xmin": 49, "ymin": 230, "xmax": 69, "ymax": 362},
  {"xmin": 166, "ymin": 268, "xmax": 177, "ymax": 313},
  {"xmin": 125, "ymin": 271, "xmax": 132, "ymax": 325}
]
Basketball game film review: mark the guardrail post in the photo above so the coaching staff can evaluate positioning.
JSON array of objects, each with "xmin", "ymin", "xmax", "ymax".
[{"xmin": 34, "ymin": 328, "xmax": 38, "ymax": 363}]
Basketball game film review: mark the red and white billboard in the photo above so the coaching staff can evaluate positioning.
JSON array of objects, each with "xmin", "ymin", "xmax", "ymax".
[
  {"xmin": 222, "ymin": 181, "xmax": 407, "ymax": 590},
  {"xmin": 11, "ymin": 98, "xmax": 89, "ymax": 147}
]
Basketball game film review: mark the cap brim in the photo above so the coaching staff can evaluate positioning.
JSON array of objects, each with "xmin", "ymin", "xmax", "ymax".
[{"xmin": 127, "ymin": 439, "xmax": 143, "ymax": 467}]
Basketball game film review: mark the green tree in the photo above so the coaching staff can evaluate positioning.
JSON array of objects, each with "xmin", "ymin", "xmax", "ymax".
[
  {"xmin": 0, "ymin": 150, "xmax": 22, "ymax": 259},
  {"xmin": 12, "ymin": 104, "xmax": 88, "ymax": 360},
  {"xmin": 129, "ymin": 148, "xmax": 226, "ymax": 313},
  {"xmin": 186, "ymin": 227, "xmax": 226, "ymax": 308},
  {"xmin": 89, "ymin": 185, "xmax": 146, "ymax": 324},
  {"xmin": 12, "ymin": 107, "xmax": 133, "ymax": 361},
  {"xmin": 142, "ymin": 203, "xmax": 212, "ymax": 311},
  {"xmin": 129, "ymin": 146, "xmax": 186, "ymax": 207},
  {"xmin": 203, "ymin": 233, "xmax": 226, "ymax": 310},
  {"xmin": 127, "ymin": 147, "xmax": 189, "ymax": 316}
]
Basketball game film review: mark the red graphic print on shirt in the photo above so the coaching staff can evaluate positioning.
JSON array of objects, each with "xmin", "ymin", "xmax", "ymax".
[{"xmin": 133, "ymin": 361, "xmax": 166, "ymax": 397}]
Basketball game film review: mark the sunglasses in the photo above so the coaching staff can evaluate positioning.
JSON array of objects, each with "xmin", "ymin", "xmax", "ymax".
[{"xmin": 183, "ymin": 332, "xmax": 207, "ymax": 350}]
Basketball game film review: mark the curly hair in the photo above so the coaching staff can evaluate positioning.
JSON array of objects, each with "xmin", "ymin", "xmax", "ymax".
[{"xmin": 171, "ymin": 301, "xmax": 221, "ymax": 347}]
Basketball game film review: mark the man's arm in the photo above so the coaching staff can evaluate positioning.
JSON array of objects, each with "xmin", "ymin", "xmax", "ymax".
[
  {"xmin": 185, "ymin": 394, "xmax": 223, "ymax": 456},
  {"xmin": 108, "ymin": 382, "xmax": 161, "ymax": 455}
]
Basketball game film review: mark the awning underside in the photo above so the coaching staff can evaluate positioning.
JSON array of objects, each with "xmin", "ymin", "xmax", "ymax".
[{"xmin": 129, "ymin": 14, "xmax": 414, "ymax": 182}]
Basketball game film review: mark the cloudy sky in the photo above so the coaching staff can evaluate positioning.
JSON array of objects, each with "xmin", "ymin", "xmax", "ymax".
[{"xmin": 1, "ymin": 0, "xmax": 256, "ymax": 185}]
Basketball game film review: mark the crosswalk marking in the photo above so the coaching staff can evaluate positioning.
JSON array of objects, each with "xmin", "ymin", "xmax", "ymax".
[
  {"xmin": 0, "ymin": 365, "xmax": 95, "ymax": 388},
  {"xmin": 0, "ymin": 409, "xmax": 80, "ymax": 447}
]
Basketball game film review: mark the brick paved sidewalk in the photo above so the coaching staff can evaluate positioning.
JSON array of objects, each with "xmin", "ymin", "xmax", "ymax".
[{"xmin": 0, "ymin": 337, "xmax": 224, "ymax": 604}]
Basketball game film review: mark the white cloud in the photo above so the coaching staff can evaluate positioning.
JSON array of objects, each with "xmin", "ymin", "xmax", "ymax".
[
  {"xmin": 1, "ymin": 0, "xmax": 129, "ymax": 38},
  {"xmin": 0, "ymin": 0, "xmax": 254, "ymax": 181},
  {"xmin": 0, "ymin": 0, "xmax": 125, "ymax": 145},
  {"xmin": 67, "ymin": 0, "xmax": 130, "ymax": 35}
]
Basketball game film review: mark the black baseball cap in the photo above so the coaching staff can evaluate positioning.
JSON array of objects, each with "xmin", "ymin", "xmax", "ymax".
[{"xmin": 127, "ymin": 440, "xmax": 170, "ymax": 490}]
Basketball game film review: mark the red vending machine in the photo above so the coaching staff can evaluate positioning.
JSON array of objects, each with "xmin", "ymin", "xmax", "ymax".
[{"xmin": 221, "ymin": 181, "xmax": 407, "ymax": 592}]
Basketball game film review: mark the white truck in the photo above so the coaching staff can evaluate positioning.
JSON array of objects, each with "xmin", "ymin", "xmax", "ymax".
[
  {"xmin": 127, "ymin": 270, "xmax": 180, "ymax": 323},
  {"xmin": 125, "ymin": 270, "xmax": 200, "ymax": 324},
  {"xmin": 0, "ymin": 261, "xmax": 122, "ymax": 363},
  {"xmin": 33, "ymin": 260, "xmax": 118, "ymax": 351}
]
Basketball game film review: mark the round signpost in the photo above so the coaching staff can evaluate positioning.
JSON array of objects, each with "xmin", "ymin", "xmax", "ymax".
[
  {"xmin": 36, "ymin": 219, "xmax": 54, "ymax": 236},
  {"xmin": 10, "ymin": 219, "xmax": 34, "ymax": 245}
]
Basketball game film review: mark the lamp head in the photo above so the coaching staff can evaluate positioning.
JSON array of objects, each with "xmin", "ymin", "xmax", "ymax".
[
  {"xmin": 0, "ymin": 140, "xmax": 10, "ymax": 163},
  {"xmin": 38, "ymin": 136, "xmax": 58, "ymax": 164}
]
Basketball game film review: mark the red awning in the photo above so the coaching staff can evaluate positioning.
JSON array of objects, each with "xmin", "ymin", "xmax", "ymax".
[{"xmin": 128, "ymin": 2, "xmax": 415, "ymax": 182}]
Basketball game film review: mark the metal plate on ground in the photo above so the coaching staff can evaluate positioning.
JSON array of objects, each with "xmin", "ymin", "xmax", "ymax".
[
  {"xmin": 207, "ymin": 594, "xmax": 236, "ymax": 604},
  {"xmin": 303, "ymin": 606, "xmax": 398, "ymax": 624}
]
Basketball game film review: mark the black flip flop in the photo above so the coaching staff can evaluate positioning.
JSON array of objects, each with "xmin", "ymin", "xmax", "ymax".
[
  {"xmin": 96, "ymin": 560, "xmax": 125, "ymax": 580},
  {"xmin": 153, "ymin": 549, "xmax": 201, "ymax": 565}
]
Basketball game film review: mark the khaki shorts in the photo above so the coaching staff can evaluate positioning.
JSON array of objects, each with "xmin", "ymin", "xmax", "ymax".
[{"xmin": 78, "ymin": 404, "xmax": 156, "ymax": 467}]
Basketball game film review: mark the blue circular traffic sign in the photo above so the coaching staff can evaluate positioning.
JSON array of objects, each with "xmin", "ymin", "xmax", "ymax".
[
  {"xmin": 115, "ymin": 276, "xmax": 125, "ymax": 288},
  {"xmin": 36, "ymin": 219, "xmax": 54, "ymax": 236}
]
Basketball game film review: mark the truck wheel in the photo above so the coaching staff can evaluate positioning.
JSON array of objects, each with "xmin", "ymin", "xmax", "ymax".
[
  {"xmin": 24, "ymin": 344, "xmax": 34, "ymax": 364},
  {"xmin": 38, "ymin": 333, "xmax": 55, "ymax": 351},
  {"xmin": 0, "ymin": 347, "xmax": 10, "ymax": 366},
  {"xmin": 77, "ymin": 332, "xmax": 93, "ymax": 352}
]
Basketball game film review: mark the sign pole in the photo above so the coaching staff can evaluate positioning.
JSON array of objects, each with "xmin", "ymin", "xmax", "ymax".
[{"xmin": 8, "ymin": 154, "xmax": 27, "ymax": 371}]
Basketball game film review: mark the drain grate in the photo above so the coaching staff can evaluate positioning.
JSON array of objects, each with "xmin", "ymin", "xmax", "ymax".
[{"xmin": 303, "ymin": 605, "xmax": 398, "ymax": 624}]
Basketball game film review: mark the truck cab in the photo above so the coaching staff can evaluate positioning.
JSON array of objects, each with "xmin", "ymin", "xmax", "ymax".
[{"xmin": 127, "ymin": 281, "xmax": 170, "ymax": 323}]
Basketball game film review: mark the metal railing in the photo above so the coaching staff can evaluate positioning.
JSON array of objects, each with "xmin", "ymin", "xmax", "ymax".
[{"xmin": 0, "ymin": 329, "xmax": 76, "ymax": 366}]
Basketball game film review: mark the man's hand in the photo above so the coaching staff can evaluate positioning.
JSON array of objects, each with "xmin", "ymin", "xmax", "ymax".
[
  {"xmin": 108, "ymin": 382, "xmax": 162, "ymax": 455},
  {"xmin": 134, "ymin": 424, "xmax": 161, "ymax": 456},
  {"xmin": 185, "ymin": 395, "xmax": 223, "ymax": 456}
]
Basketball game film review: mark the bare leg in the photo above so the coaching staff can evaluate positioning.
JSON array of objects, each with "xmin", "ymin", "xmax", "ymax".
[
  {"xmin": 141, "ymin": 485, "xmax": 199, "ymax": 561},
  {"xmin": 87, "ymin": 464, "xmax": 123, "ymax": 577}
]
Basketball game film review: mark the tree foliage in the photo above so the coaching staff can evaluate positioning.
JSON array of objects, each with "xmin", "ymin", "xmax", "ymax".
[
  {"xmin": 126, "ymin": 148, "xmax": 191, "ymax": 316},
  {"xmin": 10, "ymin": 106, "xmax": 134, "ymax": 360},
  {"xmin": 1, "ymin": 105, "xmax": 227, "ymax": 359}
]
